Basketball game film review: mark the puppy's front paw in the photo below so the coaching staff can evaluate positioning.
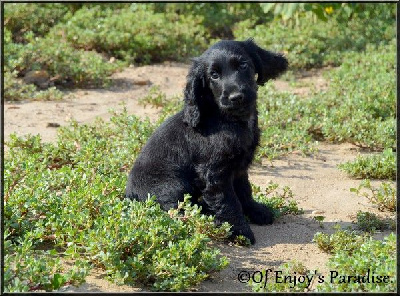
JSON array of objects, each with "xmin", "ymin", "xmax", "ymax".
[
  {"xmin": 246, "ymin": 202, "xmax": 274, "ymax": 225},
  {"xmin": 230, "ymin": 223, "xmax": 255, "ymax": 244}
]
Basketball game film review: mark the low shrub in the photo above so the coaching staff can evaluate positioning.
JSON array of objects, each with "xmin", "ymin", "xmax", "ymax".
[
  {"xmin": 256, "ymin": 84, "xmax": 319, "ymax": 160},
  {"xmin": 4, "ymin": 109, "xmax": 229, "ymax": 291},
  {"xmin": 350, "ymin": 180, "xmax": 396, "ymax": 212},
  {"xmin": 14, "ymin": 33, "xmax": 122, "ymax": 88},
  {"xmin": 138, "ymin": 85, "xmax": 170, "ymax": 108},
  {"xmin": 255, "ymin": 41, "xmax": 395, "ymax": 159},
  {"xmin": 4, "ymin": 108, "xmax": 303, "ymax": 292},
  {"xmin": 252, "ymin": 182, "xmax": 304, "ymax": 218},
  {"xmin": 250, "ymin": 227, "xmax": 396, "ymax": 292},
  {"xmin": 157, "ymin": 3, "xmax": 268, "ymax": 38},
  {"xmin": 318, "ymin": 43, "xmax": 396, "ymax": 150},
  {"xmin": 315, "ymin": 231, "xmax": 396, "ymax": 292},
  {"xmin": 4, "ymin": 235, "xmax": 90, "ymax": 292},
  {"xmin": 313, "ymin": 225, "xmax": 369, "ymax": 255},
  {"xmin": 338, "ymin": 148, "xmax": 396, "ymax": 180},
  {"xmin": 4, "ymin": 3, "xmax": 72, "ymax": 41},
  {"xmin": 4, "ymin": 70, "xmax": 64, "ymax": 101},
  {"xmin": 355, "ymin": 211, "xmax": 392, "ymax": 233},
  {"xmin": 4, "ymin": 28, "xmax": 123, "ymax": 100},
  {"xmin": 57, "ymin": 5, "xmax": 208, "ymax": 64},
  {"xmin": 234, "ymin": 4, "xmax": 395, "ymax": 70}
]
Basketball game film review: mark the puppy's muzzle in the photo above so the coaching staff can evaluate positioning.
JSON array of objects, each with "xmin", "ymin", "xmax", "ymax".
[{"xmin": 228, "ymin": 92, "xmax": 244, "ymax": 103}]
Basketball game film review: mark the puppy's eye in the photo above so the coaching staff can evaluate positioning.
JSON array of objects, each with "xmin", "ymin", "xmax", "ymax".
[
  {"xmin": 210, "ymin": 71, "xmax": 219, "ymax": 80},
  {"xmin": 239, "ymin": 62, "xmax": 248, "ymax": 70}
]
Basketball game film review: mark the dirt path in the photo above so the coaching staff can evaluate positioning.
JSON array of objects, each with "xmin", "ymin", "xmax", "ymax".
[{"xmin": 4, "ymin": 63, "xmax": 391, "ymax": 292}]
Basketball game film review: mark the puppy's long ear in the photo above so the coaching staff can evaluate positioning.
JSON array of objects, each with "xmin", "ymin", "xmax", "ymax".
[
  {"xmin": 183, "ymin": 58, "xmax": 206, "ymax": 128},
  {"xmin": 242, "ymin": 39, "xmax": 288, "ymax": 86}
]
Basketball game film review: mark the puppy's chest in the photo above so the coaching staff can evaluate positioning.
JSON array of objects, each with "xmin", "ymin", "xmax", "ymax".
[{"xmin": 197, "ymin": 121, "xmax": 258, "ymax": 163}]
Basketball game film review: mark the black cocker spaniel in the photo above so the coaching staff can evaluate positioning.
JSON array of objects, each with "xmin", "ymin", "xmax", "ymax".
[{"xmin": 126, "ymin": 39, "xmax": 288, "ymax": 244}]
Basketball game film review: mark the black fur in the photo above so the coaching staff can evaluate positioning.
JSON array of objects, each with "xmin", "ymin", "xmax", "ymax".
[{"xmin": 126, "ymin": 39, "xmax": 288, "ymax": 244}]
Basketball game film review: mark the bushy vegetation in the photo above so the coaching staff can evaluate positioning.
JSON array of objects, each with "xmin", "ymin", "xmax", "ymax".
[
  {"xmin": 4, "ymin": 3, "xmax": 395, "ymax": 101},
  {"xmin": 4, "ymin": 3, "xmax": 72, "ymax": 41},
  {"xmin": 355, "ymin": 211, "xmax": 393, "ymax": 233},
  {"xmin": 338, "ymin": 149, "xmax": 396, "ymax": 180},
  {"xmin": 350, "ymin": 180, "xmax": 396, "ymax": 213},
  {"xmin": 4, "ymin": 69, "xmax": 64, "ymax": 101},
  {"xmin": 252, "ymin": 182, "xmax": 304, "ymax": 218},
  {"xmin": 56, "ymin": 5, "xmax": 207, "ymax": 64},
  {"xmin": 4, "ymin": 3, "xmax": 206, "ymax": 101},
  {"xmin": 250, "ymin": 228, "xmax": 396, "ymax": 292},
  {"xmin": 234, "ymin": 4, "xmax": 395, "ymax": 70},
  {"xmin": 4, "ymin": 26, "xmax": 122, "ymax": 101},
  {"xmin": 4, "ymin": 108, "xmax": 303, "ymax": 292},
  {"xmin": 4, "ymin": 3, "xmax": 396, "ymax": 293},
  {"xmin": 256, "ymin": 41, "xmax": 395, "ymax": 160},
  {"xmin": 313, "ymin": 225, "xmax": 370, "ymax": 254},
  {"xmin": 4, "ymin": 111, "xmax": 224, "ymax": 291},
  {"xmin": 314, "ymin": 229, "xmax": 396, "ymax": 292},
  {"xmin": 154, "ymin": 3, "xmax": 268, "ymax": 38},
  {"xmin": 138, "ymin": 86, "xmax": 171, "ymax": 108}
]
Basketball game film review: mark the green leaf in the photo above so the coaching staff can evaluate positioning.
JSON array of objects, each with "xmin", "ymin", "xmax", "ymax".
[
  {"xmin": 260, "ymin": 3, "xmax": 275, "ymax": 14},
  {"xmin": 283, "ymin": 4, "xmax": 300, "ymax": 21},
  {"xmin": 51, "ymin": 273, "xmax": 66, "ymax": 290}
]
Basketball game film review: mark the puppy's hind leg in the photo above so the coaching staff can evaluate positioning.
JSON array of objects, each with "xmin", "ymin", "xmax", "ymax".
[{"xmin": 127, "ymin": 174, "xmax": 194, "ymax": 211}]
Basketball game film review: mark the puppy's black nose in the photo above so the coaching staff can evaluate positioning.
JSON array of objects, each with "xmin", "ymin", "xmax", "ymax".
[{"xmin": 229, "ymin": 93, "xmax": 244, "ymax": 103}]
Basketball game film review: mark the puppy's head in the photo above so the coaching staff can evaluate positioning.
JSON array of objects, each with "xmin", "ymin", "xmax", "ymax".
[{"xmin": 183, "ymin": 39, "xmax": 288, "ymax": 127}]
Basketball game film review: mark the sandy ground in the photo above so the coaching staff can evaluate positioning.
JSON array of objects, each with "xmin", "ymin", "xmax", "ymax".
[{"xmin": 3, "ymin": 63, "xmax": 393, "ymax": 292}]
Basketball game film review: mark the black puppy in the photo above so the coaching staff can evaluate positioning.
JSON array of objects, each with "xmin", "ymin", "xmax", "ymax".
[{"xmin": 126, "ymin": 39, "xmax": 288, "ymax": 244}]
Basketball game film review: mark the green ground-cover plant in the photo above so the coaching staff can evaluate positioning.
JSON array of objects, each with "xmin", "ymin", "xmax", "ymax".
[
  {"xmin": 250, "ymin": 228, "xmax": 396, "ymax": 292},
  {"xmin": 256, "ymin": 84, "xmax": 319, "ymax": 160},
  {"xmin": 4, "ymin": 70, "xmax": 64, "ymax": 101},
  {"xmin": 260, "ymin": 3, "xmax": 395, "ymax": 25},
  {"xmin": 255, "ymin": 40, "xmax": 395, "ymax": 160},
  {"xmin": 234, "ymin": 4, "xmax": 395, "ymax": 70},
  {"xmin": 56, "ymin": 5, "xmax": 208, "ymax": 64},
  {"xmin": 4, "ymin": 3, "xmax": 72, "ymax": 41},
  {"xmin": 318, "ymin": 43, "xmax": 396, "ymax": 150},
  {"xmin": 313, "ymin": 225, "xmax": 370, "ymax": 255},
  {"xmin": 355, "ymin": 211, "xmax": 394, "ymax": 233},
  {"xmin": 314, "ymin": 229, "xmax": 396, "ymax": 292},
  {"xmin": 138, "ymin": 86, "xmax": 170, "ymax": 108},
  {"xmin": 350, "ymin": 180, "xmax": 396, "ymax": 213},
  {"xmin": 4, "ymin": 110, "xmax": 228, "ymax": 291},
  {"xmin": 338, "ymin": 149, "xmax": 396, "ymax": 180},
  {"xmin": 4, "ymin": 27, "xmax": 123, "ymax": 101},
  {"xmin": 4, "ymin": 108, "xmax": 303, "ymax": 292},
  {"xmin": 5, "ymin": 3, "xmax": 395, "ymax": 102},
  {"xmin": 155, "ymin": 3, "xmax": 268, "ymax": 39},
  {"xmin": 6, "ymin": 30, "xmax": 123, "ymax": 89},
  {"xmin": 252, "ymin": 182, "xmax": 304, "ymax": 218}
]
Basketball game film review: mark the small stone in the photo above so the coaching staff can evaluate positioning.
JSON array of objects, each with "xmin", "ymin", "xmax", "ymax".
[
  {"xmin": 24, "ymin": 70, "xmax": 51, "ymax": 89},
  {"xmin": 47, "ymin": 122, "xmax": 60, "ymax": 128},
  {"xmin": 134, "ymin": 79, "xmax": 151, "ymax": 86},
  {"xmin": 311, "ymin": 210, "xmax": 325, "ymax": 215}
]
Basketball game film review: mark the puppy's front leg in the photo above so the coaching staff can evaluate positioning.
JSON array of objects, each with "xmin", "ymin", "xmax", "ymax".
[
  {"xmin": 201, "ymin": 170, "xmax": 256, "ymax": 244},
  {"xmin": 234, "ymin": 171, "xmax": 274, "ymax": 225}
]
